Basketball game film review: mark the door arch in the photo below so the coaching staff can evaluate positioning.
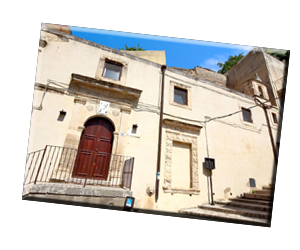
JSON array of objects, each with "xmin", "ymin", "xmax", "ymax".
[{"xmin": 72, "ymin": 117, "xmax": 114, "ymax": 180}]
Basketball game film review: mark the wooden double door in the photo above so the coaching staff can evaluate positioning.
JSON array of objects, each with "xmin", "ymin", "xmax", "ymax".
[{"xmin": 72, "ymin": 117, "xmax": 114, "ymax": 180}]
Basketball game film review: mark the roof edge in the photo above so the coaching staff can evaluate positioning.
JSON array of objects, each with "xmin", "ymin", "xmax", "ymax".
[{"xmin": 41, "ymin": 23, "xmax": 163, "ymax": 68}]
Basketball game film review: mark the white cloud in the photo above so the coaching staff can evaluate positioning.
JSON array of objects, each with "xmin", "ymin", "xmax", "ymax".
[{"xmin": 202, "ymin": 55, "xmax": 227, "ymax": 72}]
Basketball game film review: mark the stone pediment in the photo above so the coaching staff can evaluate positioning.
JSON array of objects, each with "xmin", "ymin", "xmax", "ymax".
[
  {"xmin": 70, "ymin": 73, "xmax": 142, "ymax": 101},
  {"xmin": 163, "ymin": 118, "xmax": 202, "ymax": 133}
]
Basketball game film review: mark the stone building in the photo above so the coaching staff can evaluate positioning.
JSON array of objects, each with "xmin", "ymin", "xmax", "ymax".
[{"xmin": 22, "ymin": 23, "xmax": 286, "ymax": 222}]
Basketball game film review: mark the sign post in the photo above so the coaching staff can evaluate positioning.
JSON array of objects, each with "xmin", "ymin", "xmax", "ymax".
[
  {"xmin": 205, "ymin": 158, "xmax": 216, "ymax": 205},
  {"xmin": 124, "ymin": 196, "xmax": 135, "ymax": 211}
]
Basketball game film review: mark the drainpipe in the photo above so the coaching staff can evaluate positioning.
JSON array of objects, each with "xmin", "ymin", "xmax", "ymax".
[{"xmin": 155, "ymin": 65, "xmax": 167, "ymax": 203}]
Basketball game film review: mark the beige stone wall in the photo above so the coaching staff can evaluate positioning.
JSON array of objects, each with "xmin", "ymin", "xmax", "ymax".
[
  {"xmin": 264, "ymin": 53, "xmax": 286, "ymax": 91},
  {"xmin": 26, "ymin": 27, "xmax": 279, "ymax": 213},
  {"xmin": 27, "ymin": 27, "xmax": 163, "ymax": 211},
  {"xmin": 226, "ymin": 49, "xmax": 269, "ymax": 92},
  {"xmin": 226, "ymin": 48, "xmax": 286, "ymax": 106},
  {"xmin": 122, "ymin": 50, "xmax": 166, "ymax": 65},
  {"xmin": 195, "ymin": 67, "xmax": 226, "ymax": 86},
  {"xmin": 156, "ymin": 69, "xmax": 278, "ymax": 212}
]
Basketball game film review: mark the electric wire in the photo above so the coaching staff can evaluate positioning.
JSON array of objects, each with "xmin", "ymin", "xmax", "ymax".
[
  {"xmin": 204, "ymin": 96, "xmax": 279, "ymax": 124},
  {"xmin": 37, "ymin": 80, "xmax": 280, "ymax": 126}
]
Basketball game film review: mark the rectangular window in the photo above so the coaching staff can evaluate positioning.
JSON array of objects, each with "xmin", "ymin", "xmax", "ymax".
[
  {"xmin": 174, "ymin": 87, "xmax": 187, "ymax": 105},
  {"xmin": 103, "ymin": 61, "xmax": 122, "ymax": 81},
  {"xmin": 131, "ymin": 124, "xmax": 138, "ymax": 134},
  {"xmin": 242, "ymin": 108, "xmax": 253, "ymax": 123},
  {"xmin": 272, "ymin": 112, "xmax": 278, "ymax": 124}
]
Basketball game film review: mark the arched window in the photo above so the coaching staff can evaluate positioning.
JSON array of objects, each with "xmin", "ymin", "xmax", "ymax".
[{"xmin": 258, "ymin": 86, "xmax": 264, "ymax": 98}]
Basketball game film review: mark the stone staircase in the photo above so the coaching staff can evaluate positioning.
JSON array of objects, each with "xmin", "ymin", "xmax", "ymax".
[{"xmin": 179, "ymin": 185, "xmax": 274, "ymax": 226}]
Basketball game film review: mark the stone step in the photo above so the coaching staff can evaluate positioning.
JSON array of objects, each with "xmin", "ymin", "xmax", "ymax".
[
  {"xmin": 254, "ymin": 189, "xmax": 273, "ymax": 195},
  {"xmin": 198, "ymin": 204, "xmax": 271, "ymax": 220},
  {"xmin": 243, "ymin": 192, "xmax": 273, "ymax": 201},
  {"xmin": 262, "ymin": 186, "xmax": 289, "ymax": 192},
  {"xmin": 214, "ymin": 200, "xmax": 271, "ymax": 212},
  {"xmin": 229, "ymin": 198, "xmax": 272, "ymax": 206},
  {"xmin": 179, "ymin": 207, "xmax": 269, "ymax": 226}
]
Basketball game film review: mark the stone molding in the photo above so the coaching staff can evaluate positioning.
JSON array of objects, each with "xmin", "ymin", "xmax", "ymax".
[
  {"xmin": 100, "ymin": 55, "xmax": 129, "ymax": 67},
  {"xmin": 163, "ymin": 119, "xmax": 202, "ymax": 133},
  {"xmin": 23, "ymin": 183, "xmax": 132, "ymax": 198},
  {"xmin": 162, "ymin": 187, "xmax": 200, "ymax": 195},
  {"xmin": 169, "ymin": 81, "xmax": 192, "ymax": 110},
  {"xmin": 163, "ymin": 131, "xmax": 200, "ymax": 195},
  {"xmin": 77, "ymin": 125, "xmax": 85, "ymax": 132},
  {"xmin": 121, "ymin": 106, "xmax": 132, "ymax": 114},
  {"xmin": 71, "ymin": 73, "xmax": 142, "ymax": 101},
  {"xmin": 74, "ymin": 96, "xmax": 87, "ymax": 105}
]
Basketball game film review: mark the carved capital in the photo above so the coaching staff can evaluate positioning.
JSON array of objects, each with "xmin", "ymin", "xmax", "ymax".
[
  {"xmin": 74, "ymin": 96, "xmax": 87, "ymax": 105},
  {"xmin": 120, "ymin": 106, "xmax": 131, "ymax": 114},
  {"xmin": 77, "ymin": 125, "xmax": 85, "ymax": 132}
]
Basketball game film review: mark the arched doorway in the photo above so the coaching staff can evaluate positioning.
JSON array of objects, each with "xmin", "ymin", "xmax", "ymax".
[{"xmin": 72, "ymin": 117, "xmax": 114, "ymax": 180}]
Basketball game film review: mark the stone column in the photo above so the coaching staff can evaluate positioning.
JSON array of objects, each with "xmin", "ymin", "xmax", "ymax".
[
  {"xmin": 114, "ymin": 106, "xmax": 131, "ymax": 155},
  {"xmin": 52, "ymin": 96, "xmax": 87, "ymax": 181},
  {"xmin": 63, "ymin": 96, "xmax": 87, "ymax": 148},
  {"xmin": 109, "ymin": 106, "xmax": 131, "ymax": 186}
]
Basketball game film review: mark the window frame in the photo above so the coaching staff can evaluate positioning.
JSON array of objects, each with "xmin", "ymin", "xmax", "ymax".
[
  {"xmin": 102, "ymin": 60, "xmax": 123, "ymax": 81},
  {"xmin": 174, "ymin": 86, "xmax": 188, "ymax": 105},
  {"xmin": 169, "ymin": 81, "xmax": 192, "ymax": 110},
  {"xmin": 271, "ymin": 112, "xmax": 278, "ymax": 124},
  {"xmin": 95, "ymin": 56, "xmax": 128, "ymax": 85},
  {"xmin": 241, "ymin": 107, "xmax": 253, "ymax": 123}
]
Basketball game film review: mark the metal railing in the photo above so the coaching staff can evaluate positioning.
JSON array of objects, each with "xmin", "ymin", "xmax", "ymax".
[{"xmin": 23, "ymin": 145, "xmax": 134, "ymax": 190}]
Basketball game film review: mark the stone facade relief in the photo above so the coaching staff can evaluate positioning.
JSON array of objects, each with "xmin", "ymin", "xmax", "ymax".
[
  {"xmin": 53, "ymin": 92, "xmax": 132, "ymax": 181},
  {"xmin": 163, "ymin": 130, "xmax": 200, "ymax": 195}
]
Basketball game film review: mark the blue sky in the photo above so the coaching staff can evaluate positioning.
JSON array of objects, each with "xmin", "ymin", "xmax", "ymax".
[{"xmin": 71, "ymin": 26, "xmax": 253, "ymax": 72}]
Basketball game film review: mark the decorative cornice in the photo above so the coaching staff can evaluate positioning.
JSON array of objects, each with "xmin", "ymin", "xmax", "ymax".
[
  {"xmin": 71, "ymin": 73, "xmax": 142, "ymax": 101},
  {"xmin": 101, "ymin": 55, "xmax": 128, "ymax": 67},
  {"xmin": 121, "ymin": 106, "xmax": 131, "ymax": 114},
  {"xmin": 74, "ymin": 96, "xmax": 87, "ymax": 105},
  {"xmin": 32, "ymin": 37, "xmax": 47, "ymax": 48},
  {"xmin": 163, "ymin": 119, "xmax": 202, "ymax": 132},
  {"xmin": 162, "ymin": 186, "xmax": 200, "ymax": 195}
]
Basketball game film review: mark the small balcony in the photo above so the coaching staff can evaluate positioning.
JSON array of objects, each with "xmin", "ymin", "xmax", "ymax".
[{"xmin": 22, "ymin": 145, "xmax": 134, "ymax": 200}]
